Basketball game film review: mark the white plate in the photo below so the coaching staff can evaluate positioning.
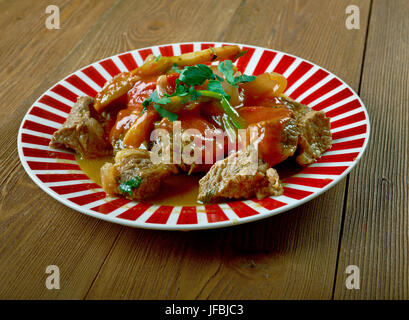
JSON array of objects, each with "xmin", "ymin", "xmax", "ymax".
[{"xmin": 17, "ymin": 42, "xmax": 370, "ymax": 230}]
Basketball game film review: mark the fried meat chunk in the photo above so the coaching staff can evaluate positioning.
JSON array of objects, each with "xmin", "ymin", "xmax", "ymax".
[
  {"xmin": 50, "ymin": 96, "xmax": 111, "ymax": 158},
  {"xmin": 100, "ymin": 148, "xmax": 178, "ymax": 201},
  {"xmin": 198, "ymin": 146, "xmax": 283, "ymax": 203}
]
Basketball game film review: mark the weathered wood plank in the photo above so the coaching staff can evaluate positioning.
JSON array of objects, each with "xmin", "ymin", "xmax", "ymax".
[
  {"xmin": 334, "ymin": 0, "xmax": 409, "ymax": 299},
  {"xmin": 0, "ymin": 0, "xmax": 119, "ymax": 126},
  {"xmin": 0, "ymin": 0, "xmax": 121, "ymax": 299}
]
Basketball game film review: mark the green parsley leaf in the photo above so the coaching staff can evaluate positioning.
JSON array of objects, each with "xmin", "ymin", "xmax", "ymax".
[
  {"xmin": 198, "ymin": 90, "xmax": 245, "ymax": 129},
  {"xmin": 150, "ymin": 90, "xmax": 171, "ymax": 105},
  {"xmin": 153, "ymin": 104, "xmax": 178, "ymax": 121},
  {"xmin": 141, "ymin": 105, "xmax": 147, "ymax": 115},
  {"xmin": 179, "ymin": 64, "xmax": 215, "ymax": 86},
  {"xmin": 172, "ymin": 79, "xmax": 190, "ymax": 96},
  {"xmin": 189, "ymin": 86, "xmax": 202, "ymax": 101},
  {"xmin": 141, "ymin": 90, "xmax": 172, "ymax": 115},
  {"xmin": 214, "ymin": 74, "xmax": 225, "ymax": 82},
  {"xmin": 171, "ymin": 63, "xmax": 182, "ymax": 73},
  {"xmin": 141, "ymin": 94, "xmax": 153, "ymax": 114},
  {"xmin": 207, "ymin": 80, "xmax": 229, "ymax": 99},
  {"xmin": 119, "ymin": 177, "xmax": 142, "ymax": 196},
  {"xmin": 218, "ymin": 60, "xmax": 256, "ymax": 87},
  {"xmin": 218, "ymin": 60, "xmax": 236, "ymax": 87},
  {"xmin": 142, "ymin": 99, "xmax": 150, "ymax": 108},
  {"xmin": 234, "ymin": 74, "xmax": 256, "ymax": 84}
]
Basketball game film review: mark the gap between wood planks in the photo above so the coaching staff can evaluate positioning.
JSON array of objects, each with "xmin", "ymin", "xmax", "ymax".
[
  {"xmin": 83, "ymin": 228, "xmax": 125, "ymax": 299},
  {"xmin": 331, "ymin": 0, "xmax": 373, "ymax": 299}
]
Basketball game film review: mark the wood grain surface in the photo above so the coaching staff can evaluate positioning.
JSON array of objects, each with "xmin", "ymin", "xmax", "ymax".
[
  {"xmin": 0, "ymin": 0, "xmax": 407, "ymax": 300},
  {"xmin": 333, "ymin": 0, "xmax": 409, "ymax": 299}
]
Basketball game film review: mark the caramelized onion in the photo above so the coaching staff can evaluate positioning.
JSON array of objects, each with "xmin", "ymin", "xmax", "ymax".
[{"xmin": 240, "ymin": 72, "xmax": 287, "ymax": 98}]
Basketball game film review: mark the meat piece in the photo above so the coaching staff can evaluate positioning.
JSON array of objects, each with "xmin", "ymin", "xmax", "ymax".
[
  {"xmin": 100, "ymin": 148, "xmax": 178, "ymax": 201},
  {"xmin": 279, "ymin": 96, "xmax": 332, "ymax": 165},
  {"xmin": 296, "ymin": 110, "xmax": 332, "ymax": 166},
  {"xmin": 278, "ymin": 96, "xmax": 311, "ymax": 120},
  {"xmin": 198, "ymin": 146, "xmax": 283, "ymax": 203},
  {"xmin": 50, "ymin": 96, "xmax": 111, "ymax": 158}
]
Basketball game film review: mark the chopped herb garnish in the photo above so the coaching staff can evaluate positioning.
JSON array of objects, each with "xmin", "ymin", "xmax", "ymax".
[
  {"xmin": 152, "ymin": 90, "xmax": 172, "ymax": 105},
  {"xmin": 189, "ymin": 86, "xmax": 202, "ymax": 101},
  {"xmin": 218, "ymin": 60, "xmax": 256, "ymax": 87},
  {"xmin": 154, "ymin": 54, "xmax": 162, "ymax": 62},
  {"xmin": 141, "ymin": 60, "xmax": 256, "ymax": 128},
  {"xmin": 218, "ymin": 60, "xmax": 236, "ymax": 87},
  {"xmin": 179, "ymin": 64, "xmax": 215, "ymax": 86},
  {"xmin": 207, "ymin": 80, "xmax": 229, "ymax": 99},
  {"xmin": 119, "ymin": 177, "xmax": 142, "ymax": 196},
  {"xmin": 171, "ymin": 79, "xmax": 192, "ymax": 97},
  {"xmin": 141, "ymin": 90, "xmax": 171, "ymax": 115},
  {"xmin": 233, "ymin": 74, "xmax": 257, "ymax": 84},
  {"xmin": 198, "ymin": 90, "xmax": 246, "ymax": 129},
  {"xmin": 214, "ymin": 74, "xmax": 225, "ymax": 82},
  {"xmin": 233, "ymin": 49, "xmax": 248, "ymax": 60},
  {"xmin": 171, "ymin": 63, "xmax": 182, "ymax": 74}
]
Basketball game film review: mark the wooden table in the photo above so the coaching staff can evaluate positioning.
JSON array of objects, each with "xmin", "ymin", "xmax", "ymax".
[{"xmin": 0, "ymin": 0, "xmax": 407, "ymax": 300}]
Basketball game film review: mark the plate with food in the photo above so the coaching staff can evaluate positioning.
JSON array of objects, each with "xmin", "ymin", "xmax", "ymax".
[{"xmin": 17, "ymin": 42, "xmax": 370, "ymax": 230}]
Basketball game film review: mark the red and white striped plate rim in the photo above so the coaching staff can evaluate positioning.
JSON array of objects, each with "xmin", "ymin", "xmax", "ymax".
[{"xmin": 17, "ymin": 42, "xmax": 370, "ymax": 230}]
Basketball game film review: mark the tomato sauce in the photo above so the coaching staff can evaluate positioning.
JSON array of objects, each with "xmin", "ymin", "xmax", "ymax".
[
  {"xmin": 238, "ymin": 106, "xmax": 293, "ymax": 166},
  {"xmin": 109, "ymin": 76, "xmax": 158, "ymax": 146},
  {"xmin": 103, "ymin": 71, "xmax": 295, "ymax": 169}
]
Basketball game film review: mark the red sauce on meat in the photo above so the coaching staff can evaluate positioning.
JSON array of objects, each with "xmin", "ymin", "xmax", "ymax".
[{"xmin": 109, "ymin": 76, "xmax": 158, "ymax": 144}]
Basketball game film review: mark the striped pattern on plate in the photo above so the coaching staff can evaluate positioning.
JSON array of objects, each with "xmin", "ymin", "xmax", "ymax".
[{"xmin": 17, "ymin": 42, "xmax": 370, "ymax": 230}]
